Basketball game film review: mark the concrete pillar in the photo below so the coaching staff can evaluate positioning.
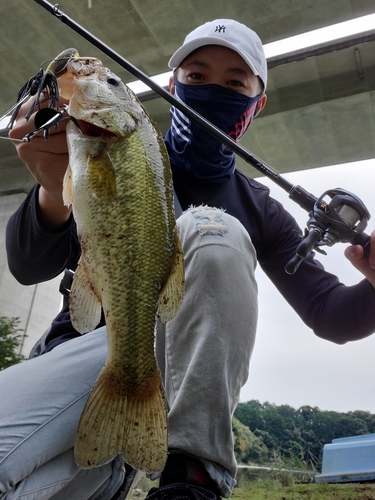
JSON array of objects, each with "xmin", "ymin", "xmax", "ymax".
[{"xmin": 0, "ymin": 149, "xmax": 62, "ymax": 357}]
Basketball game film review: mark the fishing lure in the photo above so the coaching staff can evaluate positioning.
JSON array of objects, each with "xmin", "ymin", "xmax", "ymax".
[{"xmin": 1, "ymin": 48, "xmax": 79, "ymax": 140}]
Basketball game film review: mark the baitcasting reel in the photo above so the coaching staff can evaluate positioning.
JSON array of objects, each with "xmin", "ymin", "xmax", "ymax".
[{"xmin": 285, "ymin": 188, "xmax": 371, "ymax": 275}]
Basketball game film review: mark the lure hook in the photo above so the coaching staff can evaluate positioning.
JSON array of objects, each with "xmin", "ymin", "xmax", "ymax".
[{"xmin": 0, "ymin": 106, "xmax": 82, "ymax": 143}]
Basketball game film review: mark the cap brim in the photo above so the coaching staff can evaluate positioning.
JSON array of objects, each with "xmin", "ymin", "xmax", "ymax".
[{"xmin": 168, "ymin": 37, "xmax": 260, "ymax": 78}]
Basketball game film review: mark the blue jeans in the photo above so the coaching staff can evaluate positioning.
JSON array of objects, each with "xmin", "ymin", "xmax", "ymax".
[{"xmin": 0, "ymin": 207, "xmax": 258, "ymax": 499}]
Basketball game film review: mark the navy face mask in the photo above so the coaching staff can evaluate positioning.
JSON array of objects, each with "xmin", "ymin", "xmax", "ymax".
[{"xmin": 164, "ymin": 78, "xmax": 261, "ymax": 183}]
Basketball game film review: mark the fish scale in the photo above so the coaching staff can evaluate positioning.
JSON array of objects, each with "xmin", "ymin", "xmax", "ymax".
[{"xmin": 60, "ymin": 54, "xmax": 184, "ymax": 472}]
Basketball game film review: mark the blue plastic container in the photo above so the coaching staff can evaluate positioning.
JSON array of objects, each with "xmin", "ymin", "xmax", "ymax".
[{"xmin": 316, "ymin": 433, "xmax": 375, "ymax": 483}]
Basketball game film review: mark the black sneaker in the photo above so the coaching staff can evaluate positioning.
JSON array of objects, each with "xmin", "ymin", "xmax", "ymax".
[
  {"xmin": 145, "ymin": 454, "xmax": 221, "ymax": 499},
  {"xmin": 146, "ymin": 482, "xmax": 219, "ymax": 499}
]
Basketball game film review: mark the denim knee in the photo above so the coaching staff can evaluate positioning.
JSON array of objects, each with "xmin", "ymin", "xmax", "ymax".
[{"xmin": 177, "ymin": 206, "xmax": 257, "ymax": 271}]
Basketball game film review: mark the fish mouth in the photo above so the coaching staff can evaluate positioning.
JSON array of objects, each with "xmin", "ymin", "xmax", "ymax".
[{"xmin": 75, "ymin": 119, "xmax": 118, "ymax": 139}]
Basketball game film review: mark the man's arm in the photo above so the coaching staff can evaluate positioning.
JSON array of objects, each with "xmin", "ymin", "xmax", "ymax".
[
  {"xmin": 9, "ymin": 97, "xmax": 72, "ymax": 230},
  {"xmin": 259, "ymin": 194, "xmax": 375, "ymax": 344},
  {"xmin": 6, "ymin": 98, "xmax": 80, "ymax": 285},
  {"xmin": 6, "ymin": 184, "xmax": 80, "ymax": 285}
]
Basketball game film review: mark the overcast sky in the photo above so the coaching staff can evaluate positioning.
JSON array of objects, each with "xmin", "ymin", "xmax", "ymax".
[{"xmin": 239, "ymin": 159, "xmax": 375, "ymax": 414}]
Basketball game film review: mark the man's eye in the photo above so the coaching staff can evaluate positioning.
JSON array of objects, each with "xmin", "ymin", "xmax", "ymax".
[
  {"xmin": 190, "ymin": 73, "xmax": 204, "ymax": 80},
  {"xmin": 228, "ymin": 80, "xmax": 242, "ymax": 87}
]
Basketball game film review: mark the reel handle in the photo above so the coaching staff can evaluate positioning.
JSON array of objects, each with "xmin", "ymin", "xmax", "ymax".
[
  {"xmin": 285, "ymin": 188, "xmax": 371, "ymax": 274},
  {"xmin": 285, "ymin": 229, "xmax": 322, "ymax": 275}
]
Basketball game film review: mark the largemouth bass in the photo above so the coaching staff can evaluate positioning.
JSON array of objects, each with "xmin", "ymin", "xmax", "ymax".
[{"xmin": 59, "ymin": 55, "xmax": 184, "ymax": 472}]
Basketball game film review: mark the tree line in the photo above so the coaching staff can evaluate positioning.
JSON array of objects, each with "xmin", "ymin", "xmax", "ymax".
[
  {"xmin": 0, "ymin": 316, "xmax": 24, "ymax": 370},
  {"xmin": 233, "ymin": 400, "xmax": 375, "ymax": 470}
]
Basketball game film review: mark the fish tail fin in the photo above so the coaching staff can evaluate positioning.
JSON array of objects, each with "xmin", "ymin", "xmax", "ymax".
[{"xmin": 74, "ymin": 368, "xmax": 168, "ymax": 473}]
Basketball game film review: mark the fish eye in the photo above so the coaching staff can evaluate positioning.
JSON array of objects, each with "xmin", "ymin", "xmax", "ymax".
[{"xmin": 107, "ymin": 76, "xmax": 120, "ymax": 86}]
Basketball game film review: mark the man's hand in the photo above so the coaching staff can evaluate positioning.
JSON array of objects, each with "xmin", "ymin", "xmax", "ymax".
[
  {"xmin": 345, "ymin": 230, "xmax": 375, "ymax": 288},
  {"xmin": 9, "ymin": 97, "xmax": 72, "ymax": 230}
]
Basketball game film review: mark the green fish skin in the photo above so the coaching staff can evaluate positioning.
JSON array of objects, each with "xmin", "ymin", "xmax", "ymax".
[{"xmin": 61, "ymin": 57, "xmax": 184, "ymax": 473}]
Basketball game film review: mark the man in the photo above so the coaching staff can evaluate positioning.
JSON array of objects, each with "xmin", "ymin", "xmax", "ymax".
[{"xmin": 2, "ymin": 18, "xmax": 375, "ymax": 500}]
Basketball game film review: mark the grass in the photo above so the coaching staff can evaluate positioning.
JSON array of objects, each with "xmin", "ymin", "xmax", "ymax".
[
  {"xmin": 233, "ymin": 468, "xmax": 375, "ymax": 500},
  {"xmin": 232, "ymin": 481, "xmax": 375, "ymax": 500},
  {"xmin": 128, "ymin": 469, "xmax": 375, "ymax": 500}
]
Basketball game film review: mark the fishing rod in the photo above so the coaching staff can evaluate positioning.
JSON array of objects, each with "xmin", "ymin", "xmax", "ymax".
[{"xmin": 24, "ymin": 1, "xmax": 370, "ymax": 271}]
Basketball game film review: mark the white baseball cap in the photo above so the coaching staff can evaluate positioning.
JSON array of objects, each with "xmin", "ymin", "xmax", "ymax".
[{"xmin": 168, "ymin": 19, "xmax": 267, "ymax": 90}]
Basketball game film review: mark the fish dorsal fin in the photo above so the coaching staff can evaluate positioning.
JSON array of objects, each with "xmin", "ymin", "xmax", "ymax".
[
  {"xmin": 62, "ymin": 163, "xmax": 73, "ymax": 207},
  {"xmin": 69, "ymin": 259, "xmax": 102, "ymax": 334},
  {"xmin": 157, "ymin": 228, "xmax": 185, "ymax": 323},
  {"xmin": 88, "ymin": 147, "xmax": 117, "ymax": 200}
]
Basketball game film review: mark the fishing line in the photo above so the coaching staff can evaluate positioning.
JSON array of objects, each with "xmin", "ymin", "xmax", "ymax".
[{"xmin": 21, "ymin": 1, "xmax": 373, "ymax": 270}]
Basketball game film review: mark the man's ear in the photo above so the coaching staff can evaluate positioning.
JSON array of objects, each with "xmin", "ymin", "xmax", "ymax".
[
  {"xmin": 169, "ymin": 76, "xmax": 175, "ymax": 94},
  {"xmin": 254, "ymin": 94, "xmax": 267, "ymax": 117}
]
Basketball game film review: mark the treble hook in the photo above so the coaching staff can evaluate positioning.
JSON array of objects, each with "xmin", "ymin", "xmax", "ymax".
[{"xmin": 0, "ymin": 106, "xmax": 82, "ymax": 143}]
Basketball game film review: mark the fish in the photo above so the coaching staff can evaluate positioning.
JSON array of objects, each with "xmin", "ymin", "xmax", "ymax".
[{"xmin": 58, "ymin": 55, "xmax": 184, "ymax": 473}]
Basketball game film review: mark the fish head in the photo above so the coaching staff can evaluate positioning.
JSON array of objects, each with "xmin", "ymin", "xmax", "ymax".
[{"xmin": 58, "ymin": 56, "xmax": 143, "ymax": 140}]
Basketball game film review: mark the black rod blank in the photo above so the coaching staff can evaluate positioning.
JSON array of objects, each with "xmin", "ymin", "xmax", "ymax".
[{"xmin": 33, "ymin": 0, "xmax": 318, "ymax": 212}]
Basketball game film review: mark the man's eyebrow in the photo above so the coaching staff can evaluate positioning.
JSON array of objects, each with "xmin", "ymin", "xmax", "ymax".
[
  {"xmin": 185, "ymin": 60, "xmax": 248, "ymax": 75},
  {"xmin": 184, "ymin": 60, "xmax": 210, "ymax": 69},
  {"xmin": 226, "ymin": 67, "xmax": 248, "ymax": 75}
]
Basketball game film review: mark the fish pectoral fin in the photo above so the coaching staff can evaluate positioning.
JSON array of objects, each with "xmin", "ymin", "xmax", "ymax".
[
  {"xmin": 69, "ymin": 260, "xmax": 102, "ymax": 334},
  {"xmin": 74, "ymin": 368, "xmax": 168, "ymax": 473},
  {"xmin": 88, "ymin": 146, "xmax": 117, "ymax": 200},
  {"xmin": 62, "ymin": 163, "xmax": 73, "ymax": 207},
  {"xmin": 157, "ymin": 227, "xmax": 185, "ymax": 323}
]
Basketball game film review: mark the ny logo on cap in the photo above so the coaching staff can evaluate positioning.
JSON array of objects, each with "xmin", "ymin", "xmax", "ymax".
[{"xmin": 215, "ymin": 25, "xmax": 226, "ymax": 33}]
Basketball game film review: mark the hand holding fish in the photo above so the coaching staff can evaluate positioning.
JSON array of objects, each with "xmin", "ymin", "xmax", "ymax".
[
  {"xmin": 9, "ymin": 97, "xmax": 72, "ymax": 229},
  {"xmin": 6, "ymin": 51, "xmax": 185, "ymax": 473}
]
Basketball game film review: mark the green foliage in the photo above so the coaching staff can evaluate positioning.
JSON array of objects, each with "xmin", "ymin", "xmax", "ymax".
[
  {"xmin": 234, "ymin": 400, "xmax": 375, "ymax": 470},
  {"xmin": 233, "ymin": 416, "xmax": 269, "ymax": 464},
  {"xmin": 0, "ymin": 316, "xmax": 25, "ymax": 370}
]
